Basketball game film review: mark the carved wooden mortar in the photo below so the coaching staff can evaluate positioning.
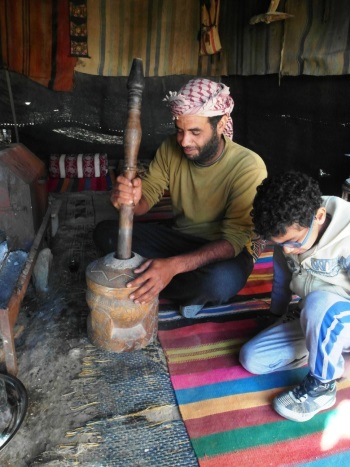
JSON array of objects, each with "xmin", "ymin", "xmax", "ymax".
[{"xmin": 86, "ymin": 59, "xmax": 159, "ymax": 352}]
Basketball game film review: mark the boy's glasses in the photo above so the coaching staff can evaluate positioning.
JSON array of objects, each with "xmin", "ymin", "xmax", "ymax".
[{"xmin": 273, "ymin": 216, "xmax": 315, "ymax": 248}]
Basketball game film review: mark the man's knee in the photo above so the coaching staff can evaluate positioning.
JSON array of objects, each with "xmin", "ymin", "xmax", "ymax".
[
  {"xmin": 203, "ymin": 260, "xmax": 251, "ymax": 303},
  {"xmin": 193, "ymin": 271, "xmax": 236, "ymax": 304}
]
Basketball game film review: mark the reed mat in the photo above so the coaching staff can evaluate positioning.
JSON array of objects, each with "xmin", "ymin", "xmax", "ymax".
[{"xmin": 158, "ymin": 318, "xmax": 350, "ymax": 466}]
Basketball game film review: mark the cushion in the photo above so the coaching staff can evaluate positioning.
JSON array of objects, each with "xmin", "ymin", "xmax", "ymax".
[{"xmin": 49, "ymin": 153, "xmax": 108, "ymax": 178}]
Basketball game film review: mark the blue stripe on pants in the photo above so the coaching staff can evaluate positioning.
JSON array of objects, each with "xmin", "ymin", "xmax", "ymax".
[{"xmin": 315, "ymin": 301, "xmax": 350, "ymax": 380}]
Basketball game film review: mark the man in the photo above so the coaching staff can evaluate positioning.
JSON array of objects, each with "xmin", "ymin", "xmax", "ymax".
[
  {"xmin": 94, "ymin": 78, "xmax": 267, "ymax": 317},
  {"xmin": 240, "ymin": 171, "xmax": 350, "ymax": 422}
]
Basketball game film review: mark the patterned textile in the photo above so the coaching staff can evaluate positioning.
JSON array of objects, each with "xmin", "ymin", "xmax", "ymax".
[
  {"xmin": 69, "ymin": 1, "xmax": 88, "ymax": 57},
  {"xmin": 47, "ymin": 172, "xmax": 114, "ymax": 193},
  {"xmin": 72, "ymin": 1, "xmax": 350, "ymax": 78},
  {"xmin": 2, "ymin": 1, "xmax": 349, "ymax": 86},
  {"xmin": 164, "ymin": 79, "xmax": 234, "ymax": 139},
  {"xmin": 0, "ymin": 0, "xmax": 76, "ymax": 90},
  {"xmin": 74, "ymin": 0, "xmax": 225, "ymax": 77},
  {"xmin": 219, "ymin": 0, "xmax": 350, "ymax": 77},
  {"xmin": 49, "ymin": 154, "xmax": 108, "ymax": 178},
  {"xmin": 158, "ymin": 319, "xmax": 350, "ymax": 466},
  {"xmin": 199, "ymin": 0, "xmax": 222, "ymax": 56}
]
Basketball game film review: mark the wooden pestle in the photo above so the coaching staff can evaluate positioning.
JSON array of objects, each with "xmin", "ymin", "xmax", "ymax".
[{"xmin": 117, "ymin": 58, "xmax": 145, "ymax": 260}]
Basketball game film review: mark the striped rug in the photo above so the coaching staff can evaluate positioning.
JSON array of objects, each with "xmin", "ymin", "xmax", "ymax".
[{"xmin": 158, "ymin": 318, "xmax": 350, "ymax": 466}]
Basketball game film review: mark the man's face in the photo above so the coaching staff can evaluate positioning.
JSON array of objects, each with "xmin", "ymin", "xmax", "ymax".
[{"xmin": 175, "ymin": 115, "xmax": 222, "ymax": 165}]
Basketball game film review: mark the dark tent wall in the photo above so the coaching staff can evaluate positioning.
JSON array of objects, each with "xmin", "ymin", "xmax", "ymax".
[
  {"xmin": 223, "ymin": 74, "xmax": 350, "ymax": 196},
  {"xmin": 0, "ymin": 70, "xmax": 193, "ymax": 159}
]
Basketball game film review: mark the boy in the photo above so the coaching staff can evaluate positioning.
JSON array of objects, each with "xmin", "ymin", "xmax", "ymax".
[{"xmin": 239, "ymin": 171, "xmax": 350, "ymax": 422}]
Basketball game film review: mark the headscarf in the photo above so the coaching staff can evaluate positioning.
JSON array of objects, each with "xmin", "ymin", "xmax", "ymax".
[{"xmin": 164, "ymin": 78, "xmax": 234, "ymax": 139}]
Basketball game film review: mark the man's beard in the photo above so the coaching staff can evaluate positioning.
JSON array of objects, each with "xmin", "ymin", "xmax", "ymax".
[{"xmin": 182, "ymin": 132, "xmax": 221, "ymax": 164}]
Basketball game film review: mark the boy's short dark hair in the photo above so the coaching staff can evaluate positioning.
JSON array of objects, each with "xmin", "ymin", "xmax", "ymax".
[{"xmin": 252, "ymin": 171, "xmax": 323, "ymax": 240}]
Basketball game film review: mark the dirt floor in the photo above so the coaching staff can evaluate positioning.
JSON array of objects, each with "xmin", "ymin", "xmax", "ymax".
[{"xmin": 0, "ymin": 193, "xmax": 198, "ymax": 466}]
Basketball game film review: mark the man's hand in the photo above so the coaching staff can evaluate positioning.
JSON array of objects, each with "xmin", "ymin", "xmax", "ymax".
[
  {"xmin": 126, "ymin": 239, "xmax": 235, "ymax": 303},
  {"xmin": 127, "ymin": 257, "xmax": 177, "ymax": 303},
  {"xmin": 110, "ymin": 175, "xmax": 142, "ymax": 210}
]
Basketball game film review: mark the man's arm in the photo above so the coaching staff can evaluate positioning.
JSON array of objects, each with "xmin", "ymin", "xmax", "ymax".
[
  {"xmin": 167, "ymin": 238, "xmax": 235, "ymax": 274},
  {"xmin": 128, "ymin": 239, "xmax": 235, "ymax": 304}
]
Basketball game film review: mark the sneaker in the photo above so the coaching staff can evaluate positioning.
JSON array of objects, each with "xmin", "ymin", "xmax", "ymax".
[
  {"xmin": 273, "ymin": 372, "xmax": 336, "ymax": 422},
  {"xmin": 179, "ymin": 304, "xmax": 204, "ymax": 318}
]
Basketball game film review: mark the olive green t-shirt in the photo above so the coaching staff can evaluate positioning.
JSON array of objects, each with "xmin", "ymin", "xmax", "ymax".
[{"xmin": 141, "ymin": 135, "xmax": 267, "ymax": 256}]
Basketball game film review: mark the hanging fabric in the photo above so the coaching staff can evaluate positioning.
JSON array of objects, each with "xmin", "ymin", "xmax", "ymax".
[
  {"xmin": 69, "ymin": 0, "xmax": 89, "ymax": 57},
  {"xmin": 0, "ymin": 0, "xmax": 76, "ymax": 91},
  {"xmin": 199, "ymin": 0, "xmax": 222, "ymax": 56}
]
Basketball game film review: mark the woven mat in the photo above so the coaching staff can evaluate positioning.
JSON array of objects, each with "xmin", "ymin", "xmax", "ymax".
[
  {"xmin": 47, "ymin": 341, "xmax": 198, "ymax": 466},
  {"xmin": 32, "ymin": 200, "xmax": 198, "ymax": 465},
  {"xmin": 158, "ymin": 319, "xmax": 350, "ymax": 466}
]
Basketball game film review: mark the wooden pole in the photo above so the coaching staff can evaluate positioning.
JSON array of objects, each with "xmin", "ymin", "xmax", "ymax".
[{"xmin": 117, "ymin": 58, "xmax": 145, "ymax": 260}]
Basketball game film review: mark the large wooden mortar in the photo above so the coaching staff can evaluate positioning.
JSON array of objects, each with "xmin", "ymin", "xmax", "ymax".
[{"xmin": 85, "ymin": 59, "xmax": 159, "ymax": 352}]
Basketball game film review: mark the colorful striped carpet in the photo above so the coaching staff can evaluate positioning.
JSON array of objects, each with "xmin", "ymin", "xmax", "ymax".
[{"xmin": 158, "ymin": 318, "xmax": 350, "ymax": 466}]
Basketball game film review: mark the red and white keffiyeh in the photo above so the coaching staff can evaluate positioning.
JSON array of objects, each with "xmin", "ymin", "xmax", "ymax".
[{"xmin": 164, "ymin": 78, "xmax": 234, "ymax": 139}]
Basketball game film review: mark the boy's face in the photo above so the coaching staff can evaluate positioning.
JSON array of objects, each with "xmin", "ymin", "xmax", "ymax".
[{"xmin": 271, "ymin": 207, "xmax": 327, "ymax": 255}]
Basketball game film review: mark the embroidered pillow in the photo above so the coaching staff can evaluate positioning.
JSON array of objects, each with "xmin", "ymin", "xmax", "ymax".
[{"xmin": 49, "ymin": 153, "xmax": 108, "ymax": 178}]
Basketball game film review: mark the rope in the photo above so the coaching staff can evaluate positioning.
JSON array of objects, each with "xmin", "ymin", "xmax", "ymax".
[{"xmin": 4, "ymin": 67, "xmax": 19, "ymax": 143}]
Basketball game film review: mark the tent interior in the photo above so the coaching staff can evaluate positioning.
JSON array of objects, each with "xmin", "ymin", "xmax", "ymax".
[
  {"xmin": 1, "ymin": 71, "xmax": 349, "ymax": 195},
  {"xmin": 0, "ymin": 0, "xmax": 350, "ymax": 465}
]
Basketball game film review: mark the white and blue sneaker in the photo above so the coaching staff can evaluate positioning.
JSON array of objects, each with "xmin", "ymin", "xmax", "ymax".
[{"xmin": 273, "ymin": 372, "xmax": 336, "ymax": 422}]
